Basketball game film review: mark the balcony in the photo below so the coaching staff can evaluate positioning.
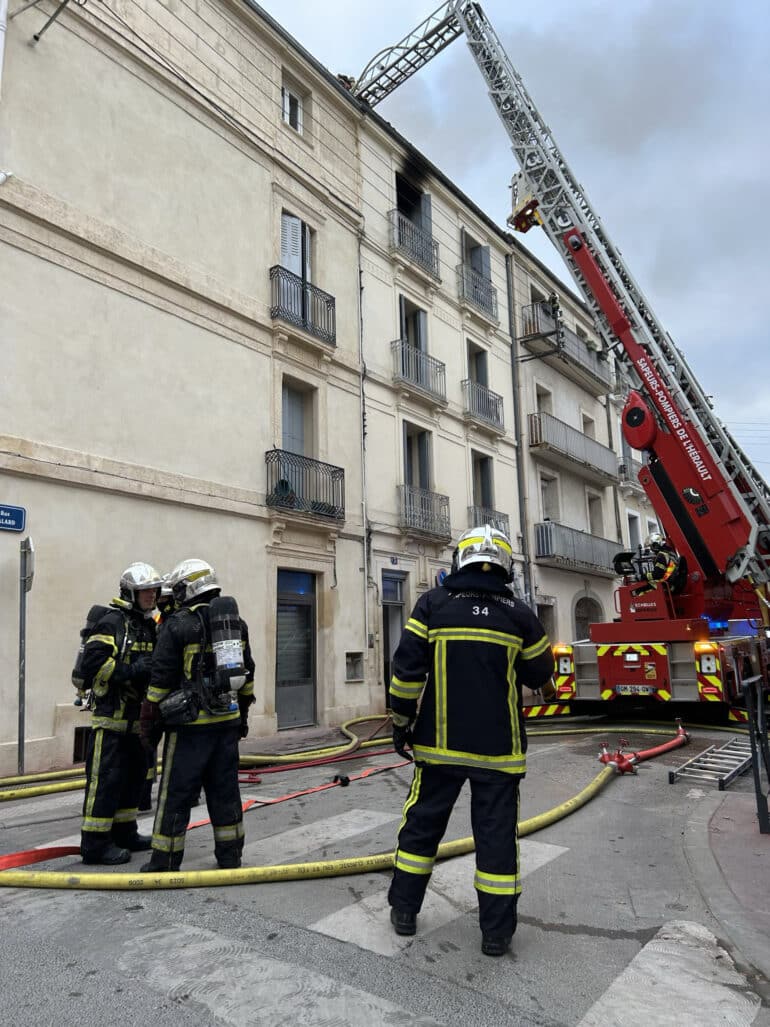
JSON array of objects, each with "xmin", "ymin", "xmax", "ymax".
[
  {"xmin": 265, "ymin": 449, "xmax": 345, "ymax": 520},
  {"xmin": 468, "ymin": 506, "xmax": 510, "ymax": 536},
  {"xmin": 528, "ymin": 412, "xmax": 619, "ymax": 485},
  {"xmin": 619, "ymin": 456, "xmax": 645, "ymax": 492},
  {"xmin": 520, "ymin": 302, "xmax": 613, "ymax": 396},
  {"xmin": 388, "ymin": 210, "xmax": 440, "ymax": 280},
  {"xmin": 269, "ymin": 266, "xmax": 336, "ymax": 346},
  {"xmin": 457, "ymin": 263, "xmax": 498, "ymax": 322},
  {"xmin": 391, "ymin": 339, "xmax": 447, "ymax": 405},
  {"xmin": 398, "ymin": 484, "xmax": 451, "ymax": 540},
  {"xmin": 534, "ymin": 521, "xmax": 620, "ymax": 577},
  {"xmin": 462, "ymin": 380, "xmax": 505, "ymax": 433}
]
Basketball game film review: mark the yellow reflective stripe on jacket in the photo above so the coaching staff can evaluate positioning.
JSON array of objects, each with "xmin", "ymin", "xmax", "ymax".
[
  {"xmin": 521, "ymin": 634, "xmax": 550, "ymax": 660},
  {"xmin": 92, "ymin": 657, "xmax": 116, "ymax": 696},
  {"xmin": 87, "ymin": 634, "xmax": 118, "ymax": 653},
  {"xmin": 390, "ymin": 676, "xmax": 424, "ymax": 701},
  {"xmin": 411, "ymin": 744, "xmax": 527, "ymax": 775},
  {"xmin": 427, "ymin": 626, "xmax": 522, "ymax": 648},
  {"xmin": 183, "ymin": 643, "xmax": 203, "ymax": 681},
  {"xmin": 507, "ymin": 647, "xmax": 521, "ymax": 755},
  {"xmin": 435, "ymin": 639, "xmax": 448, "ymax": 749},
  {"xmin": 90, "ymin": 715, "xmax": 132, "ymax": 733},
  {"xmin": 404, "ymin": 617, "xmax": 428, "ymax": 639},
  {"xmin": 146, "ymin": 685, "xmax": 170, "ymax": 703},
  {"xmin": 474, "ymin": 868, "xmax": 521, "ymax": 895},
  {"xmin": 395, "ymin": 848, "xmax": 435, "ymax": 875}
]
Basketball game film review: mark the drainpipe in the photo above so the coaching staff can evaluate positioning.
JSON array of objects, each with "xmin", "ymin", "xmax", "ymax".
[
  {"xmin": 505, "ymin": 250, "xmax": 534, "ymax": 610},
  {"xmin": 0, "ymin": 1, "xmax": 7, "ymax": 100},
  {"xmin": 356, "ymin": 228, "xmax": 370, "ymax": 650}
]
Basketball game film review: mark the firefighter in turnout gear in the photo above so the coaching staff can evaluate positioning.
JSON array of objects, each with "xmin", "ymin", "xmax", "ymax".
[
  {"xmin": 79, "ymin": 562, "xmax": 162, "ymax": 865},
  {"xmin": 139, "ymin": 559, "xmax": 255, "ymax": 872},
  {"xmin": 387, "ymin": 526, "xmax": 554, "ymax": 956},
  {"xmin": 637, "ymin": 531, "xmax": 685, "ymax": 595}
]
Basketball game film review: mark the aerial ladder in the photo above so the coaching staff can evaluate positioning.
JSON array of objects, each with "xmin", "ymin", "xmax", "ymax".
[{"xmin": 354, "ymin": 1, "xmax": 770, "ymax": 714}]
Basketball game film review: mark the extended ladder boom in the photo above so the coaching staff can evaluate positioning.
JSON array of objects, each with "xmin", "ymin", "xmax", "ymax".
[{"xmin": 354, "ymin": 0, "xmax": 770, "ymax": 586}]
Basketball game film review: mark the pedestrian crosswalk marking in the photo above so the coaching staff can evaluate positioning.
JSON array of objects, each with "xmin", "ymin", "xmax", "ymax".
[
  {"xmin": 243, "ymin": 808, "xmax": 398, "ymax": 866},
  {"xmin": 117, "ymin": 922, "xmax": 443, "ymax": 1026},
  {"xmin": 309, "ymin": 838, "xmax": 568, "ymax": 956},
  {"xmin": 577, "ymin": 920, "xmax": 761, "ymax": 1026}
]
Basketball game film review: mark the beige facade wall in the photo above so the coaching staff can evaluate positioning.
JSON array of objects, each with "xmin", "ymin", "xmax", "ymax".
[
  {"xmin": 0, "ymin": 0, "xmax": 371, "ymax": 774},
  {"xmin": 1, "ymin": 0, "xmax": 641, "ymax": 773}
]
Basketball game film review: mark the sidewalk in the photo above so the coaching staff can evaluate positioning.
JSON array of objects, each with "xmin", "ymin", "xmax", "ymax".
[{"xmin": 684, "ymin": 789, "xmax": 770, "ymax": 984}]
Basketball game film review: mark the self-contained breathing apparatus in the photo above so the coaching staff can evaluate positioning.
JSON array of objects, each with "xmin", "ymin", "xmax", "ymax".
[
  {"xmin": 72, "ymin": 604, "xmax": 125, "ymax": 709},
  {"xmin": 158, "ymin": 595, "xmax": 246, "ymax": 726}
]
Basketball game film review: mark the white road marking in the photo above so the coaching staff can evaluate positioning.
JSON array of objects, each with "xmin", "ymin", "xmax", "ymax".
[
  {"xmin": 310, "ymin": 838, "xmax": 568, "ymax": 956},
  {"xmin": 118, "ymin": 923, "xmax": 442, "ymax": 1026},
  {"xmin": 577, "ymin": 920, "xmax": 761, "ymax": 1026},
  {"xmin": 244, "ymin": 808, "xmax": 398, "ymax": 865}
]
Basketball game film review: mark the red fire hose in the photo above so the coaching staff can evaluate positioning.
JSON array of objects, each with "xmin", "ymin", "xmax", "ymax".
[{"xmin": 598, "ymin": 719, "xmax": 690, "ymax": 774}]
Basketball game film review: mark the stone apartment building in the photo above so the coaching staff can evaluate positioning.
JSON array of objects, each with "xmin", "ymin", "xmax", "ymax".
[{"xmin": 0, "ymin": 0, "xmax": 647, "ymax": 773}]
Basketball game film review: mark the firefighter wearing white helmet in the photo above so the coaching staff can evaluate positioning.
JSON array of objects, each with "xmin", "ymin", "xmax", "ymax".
[
  {"xmin": 139, "ymin": 558, "xmax": 255, "ymax": 872},
  {"xmin": 640, "ymin": 531, "xmax": 684, "ymax": 594},
  {"xmin": 387, "ymin": 525, "xmax": 554, "ymax": 957},
  {"xmin": 79, "ymin": 561, "xmax": 163, "ymax": 865}
]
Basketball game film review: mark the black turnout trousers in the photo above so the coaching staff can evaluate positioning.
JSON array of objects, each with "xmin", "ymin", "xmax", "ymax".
[
  {"xmin": 148, "ymin": 724, "xmax": 244, "ymax": 870},
  {"xmin": 81, "ymin": 728, "xmax": 147, "ymax": 856},
  {"xmin": 388, "ymin": 762, "xmax": 521, "ymax": 939}
]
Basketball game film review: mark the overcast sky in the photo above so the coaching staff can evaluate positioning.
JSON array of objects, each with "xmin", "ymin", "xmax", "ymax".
[{"xmin": 257, "ymin": 0, "xmax": 770, "ymax": 475}]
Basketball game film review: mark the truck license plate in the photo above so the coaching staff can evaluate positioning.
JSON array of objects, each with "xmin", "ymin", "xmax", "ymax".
[{"xmin": 616, "ymin": 684, "xmax": 655, "ymax": 695}]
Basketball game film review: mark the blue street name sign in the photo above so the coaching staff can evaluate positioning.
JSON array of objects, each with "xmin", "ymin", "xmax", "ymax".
[{"xmin": 0, "ymin": 505, "xmax": 26, "ymax": 532}]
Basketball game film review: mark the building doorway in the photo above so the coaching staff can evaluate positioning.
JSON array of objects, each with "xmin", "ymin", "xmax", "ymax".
[
  {"xmin": 382, "ymin": 571, "xmax": 407, "ymax": 709},
  {"xmin": 276, "ymin": 570, "xmax": 316, "ymax": 729},
  {"xmin": 574, "ymin": 596, "xmax": 603, "ymax": 642}
]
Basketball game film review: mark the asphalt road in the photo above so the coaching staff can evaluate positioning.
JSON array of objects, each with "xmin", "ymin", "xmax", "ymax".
[{"xmin": 1, "ymin": 723, "xmax": 769, "ymax": 1026}]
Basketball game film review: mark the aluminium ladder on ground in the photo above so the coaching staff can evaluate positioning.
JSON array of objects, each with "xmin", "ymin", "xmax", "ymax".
[{"xmin": 668, "ymin": 736, "xmax": 754, "ymax": 790}]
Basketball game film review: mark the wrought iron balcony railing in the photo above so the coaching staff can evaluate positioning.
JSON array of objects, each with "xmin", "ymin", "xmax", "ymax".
[
  {"xmin": 398, "ymin": 484, "xmax": 451, "ymax": 539},
  {"xmin": 391, "ymin": 339, "xmax": 447, "ymax": 403},
  {"xmin": 265, "ymin": 449, "xmax": 345, "ymax": 520},
  {"xmin": 457, "ymin": 263, "xmax": 498, "ymax": 321},
  {"xmin": 269, "ymin": 266, "xmax": 336, "ymax": 346},
  {"xmin": 528, "ymin": 412, "xmax": 619, "ymax": 484},
  {"xmin": 468, "ymin": 506, "xmax": 510, "ymax": 536},
  {"xmin": 461, "ymin": 380, "xmax": 505, "ymax": 431},
  {"xmin": 520, "ymin": 302, "xmax": 613, "ymax": 394},
  {"xmin": 534, "ymin": 520, "xmax": 619, "ymax": 577},
  {"xmin": 388, "ymin": 209, "xmax": 440, "ymax": 279}
]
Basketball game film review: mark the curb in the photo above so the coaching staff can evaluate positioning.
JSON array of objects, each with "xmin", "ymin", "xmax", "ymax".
[{"xmin": 683, "ymin": 792, "xmax": 770, "ymax": 982}]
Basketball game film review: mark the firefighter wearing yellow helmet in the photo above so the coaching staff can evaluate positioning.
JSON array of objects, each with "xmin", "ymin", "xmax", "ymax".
[{"xmin": 387, "ymin": 525, "xmax": 554, "ymax": 956}]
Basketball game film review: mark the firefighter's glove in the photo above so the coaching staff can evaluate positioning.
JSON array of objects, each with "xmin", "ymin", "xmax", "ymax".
[
  {"xmin": 238, "ymin": 695, "xmax": 254, "ymax": 740},
  {"xmin": 393, "ymin": 722, "xmax": 414, "ymax": 762},
  {"xmin": 139, "ymin": 699, "xmax": 163, "ymax": 753},
  {"xmin": 540, "ymin": 677, "xmax": 557, "ymax": 702}
]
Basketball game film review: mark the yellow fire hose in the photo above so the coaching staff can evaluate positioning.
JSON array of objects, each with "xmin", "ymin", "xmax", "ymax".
[{"xmin": 0, "ymin": 765, "xmax": 616, "ymax": 890}]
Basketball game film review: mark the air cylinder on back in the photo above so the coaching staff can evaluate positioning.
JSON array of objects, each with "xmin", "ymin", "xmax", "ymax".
[{"xmin": 209, "ymin": 595, "xmax": 246, "ymax": 690}]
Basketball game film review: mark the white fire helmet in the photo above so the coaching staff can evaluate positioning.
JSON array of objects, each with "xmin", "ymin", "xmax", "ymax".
[
  {"xmin": 119, "ymin": 562, "xmax": 163, "ymax": 604},
  {"xmin": 452, "ymin": 525, "xmax": 513, "ymax": 578},
  {"xmin": 168, "ymin": 558, "xmax": 220, "ymax": 604}
]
